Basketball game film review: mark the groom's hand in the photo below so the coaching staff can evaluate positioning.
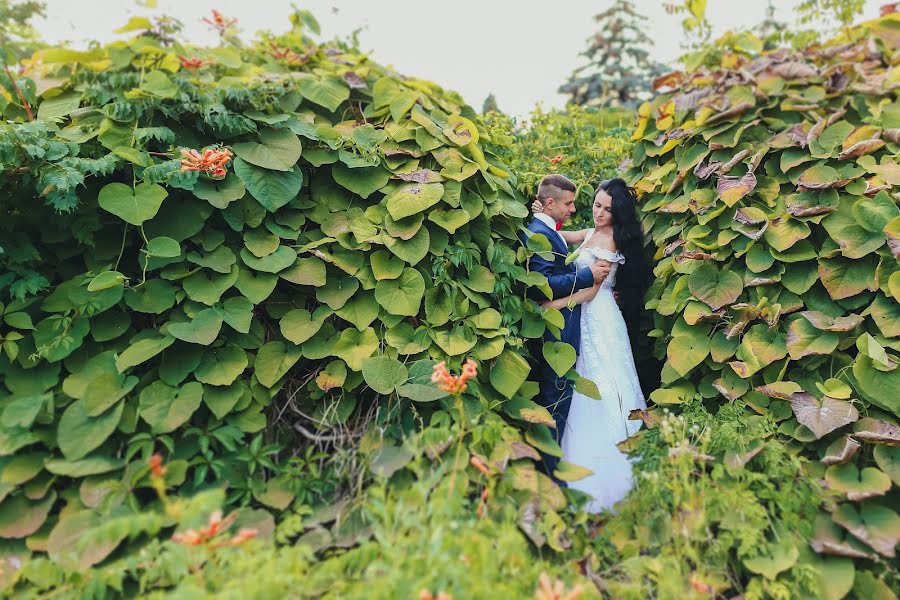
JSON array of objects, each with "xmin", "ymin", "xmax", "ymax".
[{"xmin": 590, "ymin": 262, "xmax": 610, "ymax": 284}]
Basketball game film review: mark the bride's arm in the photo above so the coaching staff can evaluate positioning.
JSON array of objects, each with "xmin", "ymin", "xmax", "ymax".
[
  {"xmin": 541, "ymin": 283, "xmax": 600, "ymax": 310},
  {"xmin": 559, "ymin": 229, "xmax": 588, "ymax": 245}
]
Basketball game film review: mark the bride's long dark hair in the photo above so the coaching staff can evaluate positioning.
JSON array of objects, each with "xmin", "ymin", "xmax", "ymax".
[{"xmin": 598, "ymin": 178, "xmax": 650, "ymax": 336}]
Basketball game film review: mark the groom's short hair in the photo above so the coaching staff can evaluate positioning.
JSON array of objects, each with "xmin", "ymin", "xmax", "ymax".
[{"xmin": 537, "ymin": 174, "xmax": 576, "ymax": 203}]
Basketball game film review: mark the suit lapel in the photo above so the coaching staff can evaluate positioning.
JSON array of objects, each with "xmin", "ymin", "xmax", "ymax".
[{"xmin": 530, "ymin": 219, "xmax": 568, "ymax": 260}]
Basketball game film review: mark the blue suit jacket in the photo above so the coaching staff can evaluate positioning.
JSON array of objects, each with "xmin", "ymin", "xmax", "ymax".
[{"xmin": 524, "ymin": 218, "xmax": 595, "ymax": 353}]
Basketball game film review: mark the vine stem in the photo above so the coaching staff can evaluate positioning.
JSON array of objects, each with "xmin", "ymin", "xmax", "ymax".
[
  {"xmin": 446, "ymin": 394, "xmax": 467, "ymax": 495},
  {"xmin": 2, "ymin": 63, "xmax": 35, "ymax": 121},
  {"xmin": 113, "ymin": 225, "xmax": 130, "ymax": 271}
]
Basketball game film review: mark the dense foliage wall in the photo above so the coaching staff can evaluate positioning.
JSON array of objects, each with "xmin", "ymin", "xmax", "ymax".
[
  {"xmin": 626, "ymin": 16, "xmax": 900, "ymax": 596},
  {"xmin": 0, "ymin": 13, "xmax": 600, "ymax": 589}
]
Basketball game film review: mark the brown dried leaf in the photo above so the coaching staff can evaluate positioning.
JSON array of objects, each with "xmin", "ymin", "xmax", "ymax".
[
  {"xmin": 771, "ymin": 61, "xmax": 819, "ymax": 79},
  {"xmin": 342, "ymin": 72, "xmax": 367, "ymax": 89},
  {"xmin": 629, "ymin": 408, "xmax": 660, "ymax": 428},
  {"xmin": 800, "ymin": 311, "xmax": 864, "ymax": 332},
  {"xmin": 716, "ymin": 149, "xmax": 752, "ymax": 175},
  {"xmin": 509, "ymin": 441, "xmax": 541, "ymax": 461},
  {"xmin": 717, "ymin": 172, "xmax": 757, "ymax": 206},
  {"xmin": 705, "ymin": 101, "xmax": 754, "ymax": 126},
  {"xmin": 852, "ymin": 418, "xmax": 900, "ymax": 445},
  {"xmin": 837, "ymin": 138, "xmax": 885, "ymax": 160},
  {"xmin": 694, "ymin": 160, "xmax": 722, "ymax": 180},
  {"xmin": 821, "ymin": 435, "xmax": 862, "ymax": 465},
  {"xmin": 789, "ymin": 392, "xmax": 859, "ymax": 439},
  {"xmin": 652, "ymin": 71, "xmax": 685, "ymax": 91},
  {"xmin": 831, "ymin": 503, "xmax": 900, "ymax": 558}
]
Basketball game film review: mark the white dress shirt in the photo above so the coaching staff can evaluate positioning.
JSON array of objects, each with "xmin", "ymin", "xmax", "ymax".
[{"xmin": 534, "ymin": 213, "xmax": 566, "ymax": 246}]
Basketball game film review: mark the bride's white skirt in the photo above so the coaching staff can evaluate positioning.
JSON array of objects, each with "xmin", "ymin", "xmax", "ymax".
[{"xmin": 561, "ymin": 287, "xmax": 646, "ymax": 513}]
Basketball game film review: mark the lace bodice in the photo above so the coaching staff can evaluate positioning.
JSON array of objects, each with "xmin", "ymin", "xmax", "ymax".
[{"xmin": 573, "ymin": 230, "xmax": 625, "ymax": 291}]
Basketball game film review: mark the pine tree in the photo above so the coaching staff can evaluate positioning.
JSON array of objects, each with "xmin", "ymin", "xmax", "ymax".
[
  {"xmin": 559, "ymin": 0, "xmax": 667, "ymax": 108},
  {"xmin": 481, "ymin": 92, "xmax": 501, "ymax": 114},
  {"xmin": 755, "ymin": 0, "xmax": 788, "ymax": 50}
]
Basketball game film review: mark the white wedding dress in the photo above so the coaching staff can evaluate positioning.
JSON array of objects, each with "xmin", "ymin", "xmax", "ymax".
[{"xmin": 562, "ymin": 230, "xmax": 647, "ymax": 513}]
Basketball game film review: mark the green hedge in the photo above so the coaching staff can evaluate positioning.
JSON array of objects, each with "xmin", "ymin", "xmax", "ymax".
[
  {"xmin": 627, "ymin": 16, "xmax": 900, "ymax": 596},
  {"xmin": 0, "ymin": 10, "xmax": 584, "ymax": 579}
]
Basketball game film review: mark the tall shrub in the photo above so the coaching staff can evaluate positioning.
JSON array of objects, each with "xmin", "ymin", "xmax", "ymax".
[{"xmin": 628, "ymin": 16, "xmax": 899, "ymax": 594}]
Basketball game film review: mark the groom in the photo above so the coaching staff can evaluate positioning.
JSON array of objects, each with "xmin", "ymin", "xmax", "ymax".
[{"xmin": 525, "ymin": 175, "xmax": 609, "ymax": 478}]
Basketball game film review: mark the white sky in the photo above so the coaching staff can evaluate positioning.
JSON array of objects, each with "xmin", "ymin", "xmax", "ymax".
[{"xmin": 34, "ymin": 0, "xmax": 886, "ymax": 119}]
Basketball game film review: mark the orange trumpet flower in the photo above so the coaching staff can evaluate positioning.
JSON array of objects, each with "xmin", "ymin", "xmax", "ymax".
[
  {"xmin": 179, "ymin": 147, "xmax": 233, "ymax": 178},
  {"xmin": 431, "ymin": 358, "xmax": 477, "ymax": 395}
]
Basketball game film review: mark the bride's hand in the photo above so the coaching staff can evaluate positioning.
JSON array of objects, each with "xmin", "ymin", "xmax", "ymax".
[{"xmin": 531, "ymin": 199, "xmax": 543, "ymax": 214}]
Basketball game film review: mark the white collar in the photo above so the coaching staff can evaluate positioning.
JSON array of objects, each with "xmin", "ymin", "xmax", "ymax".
[{"xmin": 534, "ymin": 213, "xmax": 560, "ymax": 231}]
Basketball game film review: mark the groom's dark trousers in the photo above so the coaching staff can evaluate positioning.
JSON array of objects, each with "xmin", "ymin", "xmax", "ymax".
[{"xmin": 523, "ymin": 218, "xmax": 595, "ymax": 478}]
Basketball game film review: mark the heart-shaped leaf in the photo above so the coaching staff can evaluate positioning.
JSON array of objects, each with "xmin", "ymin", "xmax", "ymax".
[
  {"xmin": 166, "ymin": 309, "xmax": 224, "ymax": 345},
  {"xmin": 790, "ymin": 392, "xmax": 859, "ymax": 439},
  {"xmin": 139, "ymin": 381, "xmax": 204, "ymax": 433},
  {"xmin": 98, "ymin": 182, "xmax": 168, "ymax": 225},
  {"xmin": 361, "ymin": 356, "xmax": 408, "ymax": 394},
  {"xmin": 542, "ymin": 341, "xmax": 576, "ymax": 378}
]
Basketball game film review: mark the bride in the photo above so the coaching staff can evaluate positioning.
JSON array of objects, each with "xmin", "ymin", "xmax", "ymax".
[{"xmin": 532, "ymin": 178, "xmax": 649, "ymax": 512}]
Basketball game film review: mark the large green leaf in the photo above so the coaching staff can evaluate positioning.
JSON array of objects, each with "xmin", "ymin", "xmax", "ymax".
[
  {"xmin": 0, "ymin": 492, "xmax": 56, "ymax": 538},
  {"xmin": 332, "ymin": 328, "xmax": 380, "ymax": 371},
  {"xmin": 280, "ymin": 309, "xmax": 326, "ymax": 345},
  {"xmin": 374, "ymin": 267, "xmax": 425, "ymax": 316},
  {"xmin": 182, "ymin": 266, "xmax": 239, "ymax": 305},
  {"xmin": 490, "ymin": 350, "xmax": 530, "ymax": 399},
  {"xmin": 298, "ymin": 76, "xmax": 349, "ymax": 112},
  {"xmin": 166, "ymin": 309, "xmax": 223, "ymax": 345},
  {"xmin": 239, "ymin": 246, "xmax": 296, "ymax": 273},
  {"xmin": 254, "ymin": 341, "xmax": 303, "ymax": 387},
  {"xmin": 331, "ymin": 163, "xmax": 390, "ymax": 198},
  {"xmin": 667, "ymin": 327, "xmax": 710, "ymax": 377},
  {"xmin": 233, "ymin": 157, "xmax": 303, "ymax": 212},
  {"xmin": 361, "ymin": 356, "xmax": 408, "ymax": 394},
  {"xmin": 818, "ymin": 255, "xmax": 878, "ymax": 300},
  {"xmin": 97, "ymin": 182, "xmax": 168, "ymax": 226},
  {"xmin": 123, "ymin": 280, "xmax": 177, "ymax": 314},
  {"xmin": 192, "ymin": 173, "xmax": 246, "ymax": 208},
  {"xmin": 542, "ymin": 342, "xmax": 576, "ymax": 378},
  {"xmin": 786, "ymin": 316, "xmax": 839, "ymax": 360},
  {"xmin": 385, "ymin": 183, "xmax": 444, "ymax": 220},
  {"xmin": 114, "ymin": 335, "xmax": 175, "ymax": 372},
  {"xmin": 743, "ymin": 538, "xmax": 799, "ymax": 580},
  {"xmin": 58, "ymin": 400, "xmax": 124, "ymax": 460},
  {"xmin": 232, "ymin": 128, "xmax": 302, "ymax": 171},
  {"xmin": 194, "ymin": 344, "xmax": 248, "ymax": 386},
  {"xmin": 688, "ymin": 262, "xmax": 743, "ymax": 310},
  {"xmin": 139, "ymin": 381, "xmax": 204, "ymax": 433}
]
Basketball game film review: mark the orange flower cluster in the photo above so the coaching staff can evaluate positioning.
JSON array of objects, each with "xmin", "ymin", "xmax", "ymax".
[
  {"xmin": 202, "ymin": 9, "xmax": 236, "ymax": 33},
  {"xmin": 535, "ymin": 573, "xmax": 584, "ymax": 600},
  {"xmin": 266, "ymin": 42, "xmax": 313, "ymax": 65},
  {"xmin": 148, "ymin": 453, "xmax": 166, "ymax": 478},
  {"xmin": 418, "ymin": 591, "xmax": 452, "ymax": 600},
  {"xmin": 178, "ymin": 56, "xmax": 214, "ymax": 70},
  {"xmin": 431, "ymin": 358, "xmax": 477, "ymax": 395},
  {"xmin": 180, "ymin": 147, "xmax": 233, "ymax": 178},
  {"xmin": 171, "ymin": 510, "xmax": 258, "ymax": 548}
]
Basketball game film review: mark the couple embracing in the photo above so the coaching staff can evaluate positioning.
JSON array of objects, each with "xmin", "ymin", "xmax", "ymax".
[{"xmin": 526, "ymin": 174, "xmax": 649, "ymax": 513}]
